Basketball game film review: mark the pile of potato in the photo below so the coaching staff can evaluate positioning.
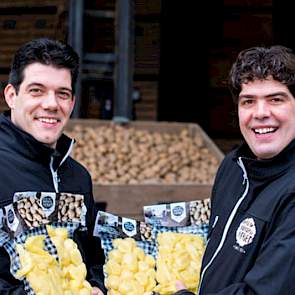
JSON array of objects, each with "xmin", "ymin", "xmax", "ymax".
[{"xmin": 67, "ymin": 124, "xmax": 220, "ymax": 185}]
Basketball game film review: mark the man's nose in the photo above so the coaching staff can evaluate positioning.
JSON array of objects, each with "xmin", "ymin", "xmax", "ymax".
[
  {"xmin": 254, "ymin": 101, "xmax": 270, "ymax": 119},
  {"xmin": 42, "ymin": 91, "xmax": 58, "ymax": 109}
]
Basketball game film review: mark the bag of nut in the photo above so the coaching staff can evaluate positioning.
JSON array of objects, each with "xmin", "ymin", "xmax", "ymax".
[{"xmin": 143, "ymin": 198, "xmax": 211, "ymax": 227}]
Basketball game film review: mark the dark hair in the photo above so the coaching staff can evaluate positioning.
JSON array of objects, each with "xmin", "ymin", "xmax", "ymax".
[
  {"xmin": 8, "ymin": 38, "xmax": 79, "ymax": 95},
  {"xmin": 229, "ymin": 45, "xmax": 295, "ymax": 104}
]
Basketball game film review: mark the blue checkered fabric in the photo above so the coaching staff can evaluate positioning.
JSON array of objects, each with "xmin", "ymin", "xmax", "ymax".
[{"xmin": 0, "ymin": 229, "xmax": 10, "ymax": 247}]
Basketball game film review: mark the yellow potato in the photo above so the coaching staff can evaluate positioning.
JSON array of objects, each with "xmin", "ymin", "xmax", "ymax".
[
  {"xmin": 105, "ymin": 238, "xmax": 156, "ymax": 295},
  {"xmin": 155, "ymin": 232, "xmax": 205, "ymax": 294}
]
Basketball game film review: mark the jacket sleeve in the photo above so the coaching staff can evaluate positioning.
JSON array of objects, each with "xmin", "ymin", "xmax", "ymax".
[
  {"xmin": 0, "ymin": 247, "xmax": 25, "ymax": 294},
  {"xmin": 199, "ymin": 201, "xmax": 295, "ymax": 295}
]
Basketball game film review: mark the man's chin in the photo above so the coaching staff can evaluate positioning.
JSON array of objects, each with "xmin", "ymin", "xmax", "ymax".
[
  {"xmin": 253, "ymin": 148, "xmax": 279, "ymax": 160},
  {"xmin": 34, "ymin": 135, "xmax": 59, "ymax": 149}
]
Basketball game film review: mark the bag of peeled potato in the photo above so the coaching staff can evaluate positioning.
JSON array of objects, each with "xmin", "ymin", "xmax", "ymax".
[
  {"xmin": 143, "ymin": 200, "xmax": 209, "ymax": 295},
  {"xmin": 2, "ymin": 192, "xmax": 92, "ymax": 295},
  {"xmin": 93, "ymin": 211, "xmax": 157, "ymax": 295},
  {"xmin": 151, "ymin": 225, "xmax": 206, "ymax": 295}
]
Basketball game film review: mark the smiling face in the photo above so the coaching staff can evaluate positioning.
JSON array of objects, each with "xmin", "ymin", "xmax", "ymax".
[
  {"xmin": 238, "ymin": 78, "xmax": 295, "ymax": 159},
  {"xmin": 4, "ymin": 63, "xmax": 75, "ymax": 148}
]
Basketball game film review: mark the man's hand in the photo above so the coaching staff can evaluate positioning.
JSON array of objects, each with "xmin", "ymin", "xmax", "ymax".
[
  {"xmin": 91, "ymin": 286, "xmax": 104, "ymax": 295},
  {"xmin": 175, "ymin": 280, "xmax": 187, "ymax": 291}
]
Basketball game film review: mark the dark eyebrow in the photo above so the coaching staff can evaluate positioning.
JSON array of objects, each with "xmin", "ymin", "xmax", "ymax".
[
  {"xmin": 265, "ymin": 91, "xmax": 288, "ymax": 98},
  {"xmin": 239, "ymin": 91, "xmax": 289, "ymax": 100},
  {"xmin": 25, "ymin": 82, "xmax": 44, "ymax": 89}
]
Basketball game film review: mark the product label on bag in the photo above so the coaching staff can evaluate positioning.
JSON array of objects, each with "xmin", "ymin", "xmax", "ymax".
[
  {"xmin": 122, "ymin": 217, "xmax": 137, "ymax": 237},
  {"xmin": 4, "ymin": 204, "xmax": 19, "ymax": 232},
  {"xmin": 170, "ymin": 202, "xmax": 186, "ymax": 223},
  {"xmin": 40, "ymin": 192, "xmax": 56, "ymax": 216}
]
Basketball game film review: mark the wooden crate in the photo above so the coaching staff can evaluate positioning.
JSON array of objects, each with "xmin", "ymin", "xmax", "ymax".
[{"xmin": 66, "ymin": 119, "xmax": 224, "ymax": 220}]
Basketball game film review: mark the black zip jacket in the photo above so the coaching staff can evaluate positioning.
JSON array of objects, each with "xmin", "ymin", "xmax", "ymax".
[
  {"xmin": 196, "ymin": 139, "xmax": 295, "ymax": 295},
  {"xmin": 0, "ymin": 112, "xmax": 106, "ymax": 294}
]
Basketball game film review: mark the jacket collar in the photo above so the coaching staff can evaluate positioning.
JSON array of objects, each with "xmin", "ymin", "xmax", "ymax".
[
  {"xmin": 0, "ymin": 111, "xmax": 74, "ymax": 167},
  {"xmin": 233, "ymin": 138, "xmax": 295, "ymax": 180}
]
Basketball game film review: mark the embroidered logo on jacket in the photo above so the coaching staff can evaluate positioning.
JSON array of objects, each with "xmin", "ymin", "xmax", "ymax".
[{"xmin": 236, "ymin": 218, "xmax": 256, "ymax": 249}]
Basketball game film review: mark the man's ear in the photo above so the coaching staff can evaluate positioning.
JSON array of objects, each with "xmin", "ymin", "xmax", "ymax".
[{"xmin": 4, "ymin": 84, "xmax": 17, "ymax": 109}]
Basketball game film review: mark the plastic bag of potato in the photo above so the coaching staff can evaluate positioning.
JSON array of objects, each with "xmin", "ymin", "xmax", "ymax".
[
  {"xmin": 93, "ymin": 211, "xmax": 157, "ymax": 295},
  {"xmin": 1, "ymin": 191, "xmax": 92, "ymax": 295},
  {"xmin": 152, "ymin": 226, "xmax": 206, "ymax": 294},
  {"xmin": 145, "ymin": 199, "xmax": 208, "ymax": 295},
  {"xmin": 4, "ymin": 223, "xmax": 92, "ymax": 295}
]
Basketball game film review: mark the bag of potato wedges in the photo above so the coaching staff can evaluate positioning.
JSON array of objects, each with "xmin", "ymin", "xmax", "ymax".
[
  {"xmin": 143, "ymin": 198, "xmax": 211, "ymax": 227},
  {"xmin": 4, "ymin": 222, "xmax": 92, "ymax": 295},
  {"xmin": 93, "ymin": 211, "xmax": 158, "ymax": 295},
  {"xmin": 151, "ymin": 224, "xmax": 207, "ymax": 295}
]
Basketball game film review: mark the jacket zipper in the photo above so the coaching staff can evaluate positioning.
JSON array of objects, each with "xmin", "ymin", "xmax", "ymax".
[
  {"xmin": 198, "ymin": 157, "xmax": 249, "ymax": 294},
  {"xmin": 49, "ymin": 139, "xmax": 75, "ymax": 193}
]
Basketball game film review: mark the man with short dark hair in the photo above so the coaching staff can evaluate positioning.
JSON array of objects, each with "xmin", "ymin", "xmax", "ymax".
[
  {"xmin": 175, "ymin": 45, "xmax": 295, "ymax": 294},
  {"xmin": 0, "ymin": 38, "xmax": 105, "ymax": 294}
]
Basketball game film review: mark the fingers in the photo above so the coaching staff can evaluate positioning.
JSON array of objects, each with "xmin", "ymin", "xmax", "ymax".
[
  {"xmin": 91, "ymin": 286, "xmax": 104, "ymax": 295},
  {"xmin": 175, "ymin": 280, "xmax": 187, "ymax": 291}
]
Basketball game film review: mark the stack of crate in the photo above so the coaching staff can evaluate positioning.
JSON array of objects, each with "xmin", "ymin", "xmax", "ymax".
[{"xmin": 0, "ymin": 0, "xmax": 67, "ymax": 112}]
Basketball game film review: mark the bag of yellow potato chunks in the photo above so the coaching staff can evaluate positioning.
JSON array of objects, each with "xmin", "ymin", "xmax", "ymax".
[
  {"xmin": 93, "ymin": 211, "xmax": 157, "ymax": 295},
  {"xmin": 3, "ymin": 222, "xmax": 92, "ymax": 295},
  {"xmin": 143, "ymin": 199, "xmax": 208, "ymax": 295},
  {"xmin": 143, "ymin": 198, "xmax": 211, "ymax": 227},
  {"xmin": 151, "ymin": 225, "xmax": 206, "ymax": 295}
]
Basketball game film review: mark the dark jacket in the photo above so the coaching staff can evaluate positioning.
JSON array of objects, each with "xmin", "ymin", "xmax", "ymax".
[
  {"xmin": 0, "ymin": 112, "xmax": 106, "ymax": 294},
  {"xmin": 196, "ymin": 139, "xmax": 295, "ymax": 295}
]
